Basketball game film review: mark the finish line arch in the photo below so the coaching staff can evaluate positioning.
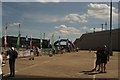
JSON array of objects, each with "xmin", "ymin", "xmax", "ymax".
[{"xmin": 54, "ymin": 39, "xmax": 76, "ymax": 53}]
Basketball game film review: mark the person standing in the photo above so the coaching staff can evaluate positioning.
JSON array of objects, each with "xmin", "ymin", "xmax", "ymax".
[
  {"xmin": 7, "ymin": 47, "xmax": 18, "ymax": 77},
  {"xmin": 99, "ymin": 45, "xmax": 109, "ymax": 73},
  {"xmin": 92, "ymin": 47, "xmax": 101, "ymax": 71},
  {"xmin": 29, "ymin": 49, "xmax": 35, "ymax": 60},
  {"xmin": 35, "ymin": 47, "xmax": 40, "ymax": 56}
]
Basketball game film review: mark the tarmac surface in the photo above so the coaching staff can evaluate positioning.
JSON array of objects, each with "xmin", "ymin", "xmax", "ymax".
[{"xmin": 2, "ymin": 51, "xmax": 120, "ymax": 80}]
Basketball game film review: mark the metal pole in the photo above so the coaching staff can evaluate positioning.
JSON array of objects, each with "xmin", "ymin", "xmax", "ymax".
[
  {"xmin": 40, "ymin": 32, "xmax": 42, "ymax": 49},
  {"xmin": 4, "ymin": 24, "xmax": 7, "ymax": 49},
  {"xmin": 105, "ymin": 22, "xmax": 107, "ymax": 30},
  {"xmin": 109, "ymin": 0, "xmax": 113, "ymax": 56},
  {"xmin": 93, "ymin": 28, "xmax": 95, "ymax": 33},
  {"xmin": 101, "ymin": 24, "xmax": 103, "ymax": 31},
  {"xmin": 44, "ymin": 33, "xmax": 45, "ymax": 39}
]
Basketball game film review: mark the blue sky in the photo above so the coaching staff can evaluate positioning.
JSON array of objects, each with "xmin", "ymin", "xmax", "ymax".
[
  {"xmin": 1, "ymin": 1, "xmax": 119, "ymax": 42},
  {"xmin": 2, "ymin": 0, "xmax": 120, "ymax": 2},
  {"xmin": 0, "ymin": 2, "xmax": 2, "ymax": 37}
]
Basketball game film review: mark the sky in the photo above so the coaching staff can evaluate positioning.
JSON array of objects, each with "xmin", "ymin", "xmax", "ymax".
[
  {"xmin": 1, "ymin": 0, "xmax": 120, "ymax": 2},
  {"xmin": 1, "ymin": 1, "xmax": 119, "ymax": 42},
  {"xmin": 0, "ymin": 2, "xmax": 2, "ymax": 38}
]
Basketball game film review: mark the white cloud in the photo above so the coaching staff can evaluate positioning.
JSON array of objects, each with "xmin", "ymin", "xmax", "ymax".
[
  {"xmin": 39, "ymin": 18, "xmax": 58, "ymax": 23},
  {"xmin": 54, "ymin": 3, "xmax": 118, "ymax": 23},
  {"xmin": 7, "ymin": 22, "xmax": 21, "ymax": 27},
  {"xmin": 35, "ymin": 13, "xmax": 88, "ymax": 23},
  {"xmin": 87, "ymin": 3, "xmax": 118, "ymax": 19},
  {"xmin": 80, "ymin": 26, "xmax": 89, "ymax": 30},
  {"xmin": 54, "ymin": 25, "xmax": 81, "ymax": 35},
  {"xmin": 23, "ymin": 13, "xmax": 60, "ymax": 23},
  {"xmin": 23, "ymin": 3, "xmax": 118, "ymax": 24},
  {"xmin": 64, "ymin": 13, "xmax": 88, "ymax": 23},
  {"xmin": 80, "ymin": 26, "xmax": 106, "ymax": 32},
  {"xmin": 61, "ymin": 3, "xmax": 118, "ymax": 24},
  {"xmin": 2, "ymin": 0, "xmax": 60, "ymax": 2},
  {"xmin": 90, "ymin": 27, "xmax": 105, "ymax": 31},
  {"xmin": 38, "ymin": 13, "xmax": 88, "ymax": 23},
  {"xmin": 55, "ymin": 25, "xmax": 67, "ymax": 29}
]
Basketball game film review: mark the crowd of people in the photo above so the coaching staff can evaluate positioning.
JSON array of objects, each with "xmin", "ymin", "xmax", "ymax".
[{"xmin": 29, "ymin": 46, "xmax": 42, "ymax": 60}]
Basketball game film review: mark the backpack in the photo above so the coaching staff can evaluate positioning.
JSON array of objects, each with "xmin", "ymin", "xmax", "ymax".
[
  {"xmin": 11, "ymin": 49, "xmax": 18, "ymax": 59},
  {"xmin": 14, "ymin": 50, "xmax": 18, "ymax": 58}
]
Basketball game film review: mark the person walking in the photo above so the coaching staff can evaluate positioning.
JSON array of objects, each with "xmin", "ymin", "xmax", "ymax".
[{"xmin": 7, "ymin": 47, "xmax": 18, "ymax": 77}]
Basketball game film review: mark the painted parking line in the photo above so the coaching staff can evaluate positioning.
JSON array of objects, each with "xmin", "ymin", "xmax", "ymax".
[{"xmin": 93, "ymin": 54, "xmax": 96, "ymax": 80}]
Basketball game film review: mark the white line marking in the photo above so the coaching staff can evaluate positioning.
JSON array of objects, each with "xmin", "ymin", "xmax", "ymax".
[{"xmin": 93, "ymin": 53, "xmax": 96, "ymax": 80}]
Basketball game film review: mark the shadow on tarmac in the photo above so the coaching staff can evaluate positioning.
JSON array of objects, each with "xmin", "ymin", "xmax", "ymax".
[
  {"xmin": 2, "ymin": 74, "xmax": 119, "ymax": 80},
  {"xmin": 80, "ymin": 70, "xmax": 105, "ymax": 75}
]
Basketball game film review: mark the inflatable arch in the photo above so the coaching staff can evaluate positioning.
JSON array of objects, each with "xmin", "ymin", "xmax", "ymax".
[{"xmin": 54, "ymin": 39, "xmax": 76, "ymax": 53}]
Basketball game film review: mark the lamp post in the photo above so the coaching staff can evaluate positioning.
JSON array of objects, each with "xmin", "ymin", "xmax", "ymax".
[
  {"xmin": 109, "ymin": 0, "xmax": 113, "ymax": 56},
  {"xmin": 93, "ymin": 28, "xmax": 95, "ymax": 33},
  {"xmin": 44, "ymin": 33, "xmax": 45, "ymax": 39},
  {"xmin": 105, "ymin": 22, "xmax": 107, "ymax": 30},
  {"xmin": 101, "ymin": 24, "xmax": 104, "ymax": 31}
]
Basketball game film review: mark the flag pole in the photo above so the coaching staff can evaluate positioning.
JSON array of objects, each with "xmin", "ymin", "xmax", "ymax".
[
  {"xmin": 4, "ymin": 24, "xmax": 7, "ymax": 49},
  {"xmin": 51, "ymin": 33, "xmax": 55, "ymax": 54},
  {"xmin": 40, "ymin": 32, "xmax": 42, "ymax": 50},
  {"xmin": 58, "ymin": 36, "xmax": 61, "ymax": 53},
  {"xmin": 16, "ymin": 24, "xmax": 21, "ymax": 50},
  {"xmin": 30, "ymin": 35, "xmax": 32, "ymax": 49},
  {"xmin": 26, "ymin": 35, "xmax": 28, "ymax": 50}
]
